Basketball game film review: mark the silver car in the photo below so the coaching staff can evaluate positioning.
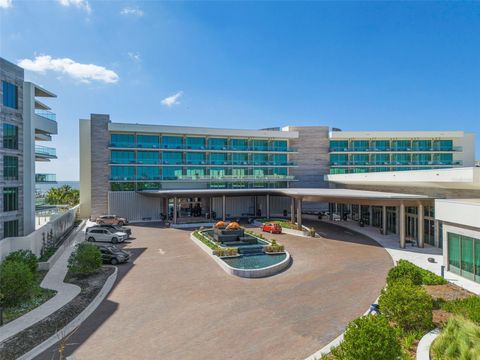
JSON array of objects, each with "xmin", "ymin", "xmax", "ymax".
[{"xmin": 85, "ymin": 228, "xmax": 128, "ymax": 244}]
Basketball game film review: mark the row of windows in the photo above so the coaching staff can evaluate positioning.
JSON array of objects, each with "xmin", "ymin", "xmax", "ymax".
[
  {"xmin": 111, "ymin": 166, "xmax": 289, "ymax": 180},
  {"xmin": 2, "ymin": 81, "xmax": 18, "ymax": 109},
  {"xmin": 330, "ymin": 153, "xmax": 455, "ymax": 165},
  {"xmin": 3, "ymin": 219, "xmax": 19, "ymax": 238},
  {"xmin": 330, "ymin": 139, "xmax": 455, "ymax": 152},
  {"xmin": 448, "ymin": 233, "xmax": 480, "ymax": 283},
  {"xmin": 3, "ymin": 187, "xmax": 18, "ymax": 212},
  {"xmin": 329, "ymin": 166, "xmax": 455, "ymax": 174},
  {"xmin": 111, "ymin": 150, "xmax": 289, "ymax": 165},
  {"xmin": 110, "ymin": 134, "xmax": 289, "ymax": 151},
  {"xmin": 3, "ymin": 155, "xmax": 18, "ymax": 180},
  {"xmin": 110, "ymin": 181, "xmax": 289, "ymax": 191},
  {"xmin": 3, "ymin": 123, "xmax": 19, "ymax": 149}
]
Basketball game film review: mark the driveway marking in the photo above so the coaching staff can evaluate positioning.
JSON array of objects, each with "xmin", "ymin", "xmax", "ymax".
[{"xmin": 158, "ymin": 248, "xmax": 166, "ymax": 255}]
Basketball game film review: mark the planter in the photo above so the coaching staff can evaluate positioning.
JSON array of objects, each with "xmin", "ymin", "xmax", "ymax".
[{"xmin": 265, "ymin": 251, "xmax": 286, "ymax": 255}]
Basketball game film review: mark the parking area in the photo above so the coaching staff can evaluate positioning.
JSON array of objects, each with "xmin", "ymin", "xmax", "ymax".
[{"xmin": 38, "ymin": 221, "xmax": 392, "ymax": 360}]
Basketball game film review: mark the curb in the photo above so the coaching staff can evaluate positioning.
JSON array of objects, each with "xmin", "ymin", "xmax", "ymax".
[
  {"xmin": 416, "ymin": 328, "xmax": 440, "ymax": 360},
  {"xmin": 17, "ymin": 266, "xmax": 118, "ymax": 360}
]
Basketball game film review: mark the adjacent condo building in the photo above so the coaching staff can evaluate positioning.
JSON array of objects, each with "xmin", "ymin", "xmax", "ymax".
[{"xmin": 0, "ymin": 57, "xmax": 58, "ymax": 239}]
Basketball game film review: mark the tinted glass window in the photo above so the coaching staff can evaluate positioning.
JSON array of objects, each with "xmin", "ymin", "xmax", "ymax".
[{"xmin": 2, "ymin": 81, "xmax": 18, "ymax": 109}]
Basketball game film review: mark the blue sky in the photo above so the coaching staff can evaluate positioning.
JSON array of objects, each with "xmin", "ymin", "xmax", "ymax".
[{"xmin": 1, "ymin": 1, "xmax": 479, "ymax": 180}]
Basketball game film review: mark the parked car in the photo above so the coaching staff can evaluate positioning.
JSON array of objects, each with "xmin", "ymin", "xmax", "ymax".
[
  {"xmin": 95, "ymin": 244, "xmax": 130, "ymax": 265},
  {"xmin": 87, "ymin": 224, "xmax": 132, "ymax": 238},
  {"xmin": 86, "ymin": 227, "xmax": 128, "ymax": 244},
  {"xmin": 332, "ymin": 213, "xmax": 341, "ymax": 221},
  {"xmin": 261, "ymin": 222, "xmax": 282, "ymax": 234},
  {"xmin": 95, "ymin": 215, "xmax": 128, "ymax": 226}
]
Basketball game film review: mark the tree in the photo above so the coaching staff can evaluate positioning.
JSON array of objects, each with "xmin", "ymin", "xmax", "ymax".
[
  {"xmin": 68, "ymin": 243, "xmax": 102, "ymax": 275},
  {"xmin": 45, "ymin": 185, "xmax": 80, "ymax": 207},
  {"xmin": 0, "ymin": 260, "xmax": 35, "ymax": 306},
  {"xmin": 4, "ymin": 249, "xmax": 38, "ymax": 273},
  {"xmin": 386, "ymin": 259, "xmax": 423, "ymax": 286},
  {"xmin": 331, "ymin": 315, "xmax": 402, "ymax": 360}
]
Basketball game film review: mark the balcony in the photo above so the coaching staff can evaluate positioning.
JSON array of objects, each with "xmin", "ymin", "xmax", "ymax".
[
  {"xmin": 329, "ymin": 160, "xmax": 463, "ymax": 167},
  {"xmin": 34, "ymin": 110, "xmax": 57, "ymax": 136},
  {"xmin": 109, "ymin": 143, "xmax": 298, "ymax": 153},
  {"xmin": 110, "ymin": 160, "xmax": 297, "ymax": 166},
  {"xmin": 35, "ymin": 109, "xmax": 56, "ymax": 121},
  {"xmin": 35, "ymin": 173, "xmax": 57, "ymax": 183},
  {"xmin": 110, "ymin": 174, "xmax": 295, "ymax": 182},
  {"xmin": 35, "ymin": 145, "xmax": 57, "ymax": 161},
  {"xmin": 329, "ymin": 146, "xmax": 463, "ymax": 153}
]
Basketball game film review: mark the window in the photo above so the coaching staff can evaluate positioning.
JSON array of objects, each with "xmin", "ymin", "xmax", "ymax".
[
  {"xmin": 162, "ymin": 136, "xmax": 183, "ymax": 149},
  {"xmin": 391, "ymin": 140, "xmax": 411, "ymax": 151},
  {"xmin": 3, "ymin": 123, "xmax": 18, "ymax": 149},
  {"xmin": 231, "ymin": 138, "xmax": 248, "ymax": 150},
  {"xmin": 111, "ymin": 134, "xmax": 135, "ymax": 148},
  {"xmin": 271, "ymin": 154, "xmax": 287, "ymax": 165},
  {"xmin": 210, "ymin": 168, "xmax": 226, "ymax": 178},
  {"xmin": 232, "ymin": 168, "xmax": 248, "ymax": 177},
  {"xmin": 186, "ymin": 167, "xmax": 205, "ymax": 177},
  {"xmin": 186, "ymin": 152, "xmax": 205, "ymax": 165},
  {"xmin": 351, "ymin": 140, "xmax": 369, "ymax": 151},
  {"xmin": 433, "ymin": 153, "xmax": 453, "ymax": 165},
  {"xmin": 163, "ymin": 167, "xmax": 182, "ymax": 180},
  {"xmin": 371, "ymin": 140, "xmax": 389, "ymax": 151},
  {"xmin": 252, "ymin": 139, "xmax": 268, "ymax": 151},
  {"xmin": 137, "ymin": 151, "xmax": 159, "ymax": 164},
  {"xmin": 110, "ymin": 166, "xmax": 135, "ymax": 180},
  {"xmin": 271, "ymin": 140, "xmax": 287, "ymax": 151},
  {"xmin": 163, "ymin": 152, "xmax": 182, "ymax": 164},
  {"xmin": 3, "ymin": 187, "xmax": 18, "ymax": 211},
  {"xmin": 3, "ymin": 156, "xmax": 18, "ymax": 180},
  {"xmin": 2, "ymin": 81, "xmax": 18, "ymax": 109},
  {"xmin": 3, "ymin": 220, "xmax": 19, "ymax": 238},
  {"xmin": 186, "ymin": 137, "xmax": 205, "ymax": 149},
  {"xmin": 448, "ymin": 233, "xmax": 480, "ymax": 283},
  {"xmin": 232, "ymin": 153, "xmax": 248, "ymax": 165},
  {"xmin": 252, "ymin": 153, "xmax": 268, "ymax": 165},
  {"xmin": 330, "ymin": 140, "xmax": 348, "ymax": 151},
  {"xmin": 137, "ymin": 166, "xmax": 160, "ymax": 180},
  {"xmin": 433, "ymin": 140, "xmax": 453, "ymax": 151},
  {"xmin": 351, "ymin": 154, "xmax": 369, "ymax": 165},
  {"xmin": 371, "ymin": 153, "xmax": 389, "ymax": 165},
  {"xmin": 412, "ymin": 153, "xmax": 431, "ymax": 165},
  {"xmin": 137, "ymin": 135, "xmax": 159, "ymax": 148},
  {"xmin": 391, "ymin": 153, "xmax": 411, "ymax": 165},
  {"xmin": 330, "ymin": 154, "xmax": 348, "ymax": 165},
  {"xmin": 208, "ymin": 138, "xmax": 227, "ymax": 150},
  {"xmin": 111, "ymin": 151, "xmax": 135, "ymax": 164},
  {"xmin": 412, "ymin": 140, "xmax": 431, "ymax": 151},
  {"xmin": 209, "ymin": 153, "xmax": 227, "ymax": 165}
]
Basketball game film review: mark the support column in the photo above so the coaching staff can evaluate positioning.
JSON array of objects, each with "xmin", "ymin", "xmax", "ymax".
[
  {"xmin": 418, "ymin": 203, "xmax": 424, "ymax": 248},
  {"xmin": 290, "ymin": 197, "xmax": 295, "ymax": 223},
  {"xmin": 396, "ymin": 206, "xmax": 400, "ymax": 234},
  {"xmin": 253, "ymin": 196, "xmax": 257, "ymax": 217},
  {"xmin": 382, "ymin": 205, "xmax": 387, "ymax": 235},
  {"xmin": 266, "ymin": 194, "xmax": 270, "ymax": 219},
  {"xmin": 296, "ymin": 198, "xmax": 302, "ymax": 230},
  {"xmin": 162, "ymin": 198, "xmax": 168, "ymax": 218},
  {"xmin": 209, "ymin": 197, "xmax": 213, "ymax": 220},
  {"xmin": 173, "ymin": 197, "xmax": 178, "ymax": 224},
  {"xmin": 434, "ymin": 219, "xmax": 440, "ymax": 248},
  {"xmin": 222, "ymin": 195, "xmax": 226, "ymax": 221},
  {"xmin": 369, "ymin": 205, "xmax": 373, "ymax": 226},
  {"xmin": 399, "ymin": 203, "xmax": 406, "ymax": 248}
]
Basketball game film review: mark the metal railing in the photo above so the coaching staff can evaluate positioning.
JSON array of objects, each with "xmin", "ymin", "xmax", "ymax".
[
  {"xmin": 109, "ymin": 143, "xmax": 297, "ymax": 152},
  {"xmin": 35, "ymin": 145, "xmax": 57, "ymax": 157},
  {"xmin": 110, "ymin": 160, "xmax": 297, "ymax": 166},
  {"xmin": 329, "ymin": 146, "xmax": 463, "ymax": 152},
  {"xmin": 110, "ymin": 174, "xmax": 295, "ymax": 181}
]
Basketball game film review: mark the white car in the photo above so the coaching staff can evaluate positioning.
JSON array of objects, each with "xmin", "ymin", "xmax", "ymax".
[
  {"xmin": 85, "ymin": 228, "xmax": 128, "ymax": 244},
  {"xmin": 332, "ymin": 213, "xmax": 342, "ymax": 221}
]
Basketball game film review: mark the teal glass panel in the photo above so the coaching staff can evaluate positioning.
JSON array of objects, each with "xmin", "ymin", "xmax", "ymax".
[
  {"xmin": 351, "ymin": 154, "xmax": 369, "ymax": 165},
  {"xmin": 186, "ymin": 152, "xmax": 206, "ymax": 165},
  {"xmin": 163, "ymin": 167, "xmax": 182, "ymax": 180},
  {"xmin": 186, "ymin": 167, "xmax": 205, "ymax": 177},
  {"xmin": 163, "ymin": 152, "xmax": 182, "ymax": 164},
  {"xmin": 392, "ymin": 153, "xmax": 411, "ymax": 164},
  {"xmin": 111, "ymin": 150, "xmax": 135, "ymax": 164},
  {"xmin": 3, "ymin": 81, "xmax": 18, "ymax": 109},
  {"xmin": 3, "ymin": 124, "xmax": 18, "ymax": 149},
  {"xmin": 475, "ymin": 239, "xmax": 480, "ymax": 284},
  {"xmin": 137, "ymin": 135, "xmax": 159, "ymax": 148},
  {"xmin": 433, "ymin": 153, "xmax": 453, "ymax": 164},
  {"xmin": 433, "ymin": 140, "xmax": 453, "ymax": 151},
  {"xmin": 111, "ymin": 166, "xmax": 135, "ymax": 180},
  {"xmin": 271, "ymin": 140, "xmax": 287, "ymax": 151},
  {"xmin": 137, "ymin": 151, "xmax": 159, "ymax": 164},
  {"xmin": 371, "ymin": 140, "xmax": 390, "ymax": 151},
  {"xmin": 329, "ymin": 168, "xmax": 347, "ymax": 174},
  {"xmin": 330, "ymin": 154, "xmax": 348, "ymax": 165},
  {"xmin": 186, "ymin": 137, "xmax": 205, "ymax": 149},
  {"xmin": 351, "ymin": 167, "xmax": 369, "ymax": 173},
  {"xmin": 373, "ymin": 167, "xmax": 390, "ymax": 172},
  {"xmin": 210, "ymin": 168, "xmax": 226, "ymax": 178},
  {"xmin": 162, "ymin": 136, "xmax": 183, "ymax": 149},
  {"xmin": 371, "ymin": 153, "xmax": 389, "ymax": 165},
  {"xmin": 461, "ymin": 236, "xmax": 474, "ymax": 280},
  {"xmin": 3, "ymin": 156, "xmax": 18, "ymax": 180},
  {"xmin": 351, "ymin": 140, "xmax": 369, "ymax": 151},
  {"xmin": 111, "ymin": 134, "xmax": 135, "ymax": 148},
  {"xmin": 412, "ymin": 140, "xmax": 431, "ymax": 151},
  {"xmin": 231, "ymin": 138, "xmax": 248, "ymax": 150},
  {"xmin": 330, "ymin": 140, "xmax": 348, "ymax": 151},
  {"xmin": 448, "ymin": 233, "xmax": 461, "ymax": 274},
  {"xmin": 232, "ymin": 153, "xmax": 248, "ymax": 165},
  {"xmin": 210, "ymin": 153, "xmax": 227, "ymax": 165},
  {"xmin": 232, "ymin": 168, "xmax": 248, "ymax": 177},
  {"xmin": 272, "ymin": 167, "xmax": 287, "ymax": 176},
  {"xmin": 391, "ymin": 140, "xmax": 411, "ymax": 151},
  {"xmin": 252, "ymin": 153, "xmax": 268, "ymax": 165},
  {"xmin": 252, "ymin": 168, "xmax": 267, "ymax": 177},
  {"xmin": 208, "ymin": 138, "xmax": 227, "ymax": 150},
  {"xmin": 252, "ymin": 139, "xmax": 268, "ymax": 151},
  {"xmin": 271, "ymin": 154, "xmax": 287, "ymax": 164},
  {"xmin": 412, "ymin": 153, "xmax": 431, "ymax": 165},
  {"xmin": 137, "ymin": 166, "xmax": 160, "ymax": 180}
]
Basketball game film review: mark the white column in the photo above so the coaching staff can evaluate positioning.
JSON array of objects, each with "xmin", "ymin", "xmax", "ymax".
[
  {"xmin": 418, "ymin": 203, "xmax": 424, "ymax": 248},
  {"xmin": 296, "ymin": 198, "xmax": 302, "ymax": 230},
  {"xmin": 173, "ymin": 197, "xmax": 178, "ymax": 224},
  {"xmin": 290, "ymin": 197, "xmax": 295, "ymax": 223},
  {"xmin": 222, "ymin": 195, "xmax": 226, "ymax": 221},
  {"xmin": 399, "ymin": 203, "xmax": 406, "ymax": 248},
  {"xmin": 382, "ymin": 205, "xmax": 387, "ymax": 235},
  {"xmin": 266, "ymin": 194, "xmax": 270, "ymax": 219},
  {"xmin": 396, "ymin": 206, "xmax": 400, "ymax": 234}
]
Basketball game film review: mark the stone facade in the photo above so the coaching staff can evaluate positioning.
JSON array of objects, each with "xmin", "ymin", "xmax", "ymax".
[{"xmin": 0, "ymin": 58, "xmax": 25, "ymax": 238}]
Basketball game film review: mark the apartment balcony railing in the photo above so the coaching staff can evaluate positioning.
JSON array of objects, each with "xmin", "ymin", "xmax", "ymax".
[
  {"xmin": 109, "ymin": 143, "xmax": 297, "ymax": 152},
  {"xmin": 329, "ymin": 146, "xmax": 463, "ymax": 152},
  {"xmin": 329, "ymin": 160, "xmax": 463, "ymax": 166},
  {"xmin": 35, "ymin": 173, "xmax": 57, "ymax": 183},
  {"xmin": 35, "ymin": 145, "xmax": 57, "ymax": 158},
  {"xmin": 110, "ymin": 175, "xmax": 295, "ymax": 181},
  {"xmin": 110, "ymin": 160, "xmax": 296, "ymax": 166},
  {"xmin": 35, "ymin": 109, "xmax": 57, "ymax": 121}
]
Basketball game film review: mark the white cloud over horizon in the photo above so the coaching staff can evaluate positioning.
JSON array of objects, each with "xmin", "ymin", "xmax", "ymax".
[
  {"xmin": 57, "ymin": 0, "xmax": 91, "ymax": 13},
  {"xmin": 161, "ymin": 91, "xmax": 183, "ymax": 107},
  {"xmin": 0, "ymin": 0, "xmax": 12, "ymax": 9},
  {"xmin": 18, "ymin": 55, "xmax": 119, "ymax": 84},
  {"xmin": 120, "ymin": 6, "xmax": 144, "ymax": 17}
]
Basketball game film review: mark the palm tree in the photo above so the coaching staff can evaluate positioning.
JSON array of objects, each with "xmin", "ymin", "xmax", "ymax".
[{"xmin": 45, "ymin": 185, "xmax": 79, "ymax": 206}]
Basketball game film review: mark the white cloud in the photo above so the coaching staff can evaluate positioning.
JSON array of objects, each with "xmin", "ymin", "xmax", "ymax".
[
  {"xmin": 0, "ymin": 0, "xmax": 12, "ymax": 9},
  {"xmin": 161, "ymin": 91, "xmax": 183, "ymax": 107},
  {"xmin": 120, "ymin": 6, "xmax": 144, "ymax": 17},
  {"xmin": 128, "ymin": 52, "xmax": 141, "ymax": 63},
  {"xmin": 18, "ymin": 55, "xmax": 119, "ymax": 84},
  {"xmin": 57, "ymin": 0, "xmax": 91, "ymax": 13}
]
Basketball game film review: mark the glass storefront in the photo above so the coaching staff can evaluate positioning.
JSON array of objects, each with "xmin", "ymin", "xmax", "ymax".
[{"xmin": 448, "ymin": 232, "xmax": 480, "ymax": 283}]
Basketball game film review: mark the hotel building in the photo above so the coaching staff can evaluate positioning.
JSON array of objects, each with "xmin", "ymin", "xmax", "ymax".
[{"xmin": 0, "ymin": 57, "xmax": 58, "ymax": 239}]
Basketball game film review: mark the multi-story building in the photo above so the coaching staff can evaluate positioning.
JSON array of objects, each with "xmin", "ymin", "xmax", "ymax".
[
  {"xmin": 329, "ymin": 130, "xmax": 475, "ymax": 174},
  {"xmin": 0, "ymin": 57, "xmax": 57, "ymax": 239}
]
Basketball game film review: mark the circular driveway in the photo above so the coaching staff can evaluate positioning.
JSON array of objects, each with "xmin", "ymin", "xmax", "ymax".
[{"xmin": 38, "ymin": 221, "xmax": 392, "ymax": 360}]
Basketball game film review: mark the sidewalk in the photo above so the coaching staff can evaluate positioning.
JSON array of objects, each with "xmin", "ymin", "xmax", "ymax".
[
  {"xmin": 0, "ymin": 224, "xmax": 86, "ymax": 343},
  {"xmin": 316, "ymin": 219, "xmax": 480, "ymax": 295}
]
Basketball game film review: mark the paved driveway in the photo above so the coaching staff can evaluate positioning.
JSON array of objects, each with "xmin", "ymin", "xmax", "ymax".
[{"xmin": 37, "ymin": 222, "xmax": 392, "ymax": 360}]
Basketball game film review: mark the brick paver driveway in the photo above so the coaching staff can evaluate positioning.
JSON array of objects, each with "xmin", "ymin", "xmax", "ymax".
[{"xmin": 37, "ymin": 222, "xmax": 392, "ymax": 360}]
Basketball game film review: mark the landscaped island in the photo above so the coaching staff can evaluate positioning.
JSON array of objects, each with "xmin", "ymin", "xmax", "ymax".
[{"xmin": 192, "ymin": 221, "xmax": 291, "ymax": 278}]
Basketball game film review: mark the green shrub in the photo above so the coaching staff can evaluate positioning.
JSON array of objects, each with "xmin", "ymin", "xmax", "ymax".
[
  {"xmin": 0, "ymin": 260, "xmax": 35, "ymax": 306},
  {"xmin": 431, "ymin": 316, "xmax": 480, "ymax": 359},
  {"xmin": 379, "ymin": 280, "xmax": 433, "ymax": 332},
  {"xmin": 442, "ymin": 296, "xmax": 480, "ymax": 325},
  {"xmin": 387, "ymin": 260, "xmax": 423, "ymax": 286},
  {"xmin": 331, "ymin": 315, "xmax": 402, "ymax": 360},
  {"xmin": 265, "ymin": 239, "xmax": 285, "ymax": 253},
  {"xmin": 213, "ymin": 247, "xmax": 238, "ymax": 257},
  {"xmin": 68, "ymin": 243, "xmax": 102, "ymax": 275},
  {"xmin": 5, "ymin": 249, "xmax": 38, "ymax": 273}
]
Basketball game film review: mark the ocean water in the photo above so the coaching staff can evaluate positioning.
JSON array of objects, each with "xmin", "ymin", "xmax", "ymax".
[{"xmin": 36, "ymin": 180, "xmax": 80, "ymax": 194}]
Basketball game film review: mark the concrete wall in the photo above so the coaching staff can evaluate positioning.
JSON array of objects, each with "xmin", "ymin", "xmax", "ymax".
[
  {"xmin": 0, "ymin": 205, "xmax": 78, "ymax": 260},
  {"xmin": 79, "ymin": 119, "xmax": 92, "ymax": 218},
  {"xmin": 90, "ymin": 114, "xmax": 110, "ymax": 218},
  {"xmin": 108, "ymin": 192, "xmax": 162, "ymax": 221}
]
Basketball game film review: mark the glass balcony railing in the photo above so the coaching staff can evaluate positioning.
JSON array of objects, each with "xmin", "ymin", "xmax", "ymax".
[
  {"xmin": 329, "ymin": 146, "xmax": 463, "ymax": 152},
  {"xmin": 109, "ymin": 142, "xmax": 297, "ymax": 152},
  {"xmin": 110, "ymin": 160, "xmax": 296, "ymax": 166},
  {"xmin": 35, "ymin": 145, "xmax": 57, "ymax": 158},
  {"xmin": 110, "ymin": 174, "xmax": 295, "ymax": 181},
  {"xmin": 329, "ymin": 160, "xmax": 463, "ymax": 167},
  {"xmin": 35, "ymin": 173, "xmax": 57, "ymax": 183},
  {"xmin": 35, "ymin": 109, "xmax": 57, "ymax": 121}
]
